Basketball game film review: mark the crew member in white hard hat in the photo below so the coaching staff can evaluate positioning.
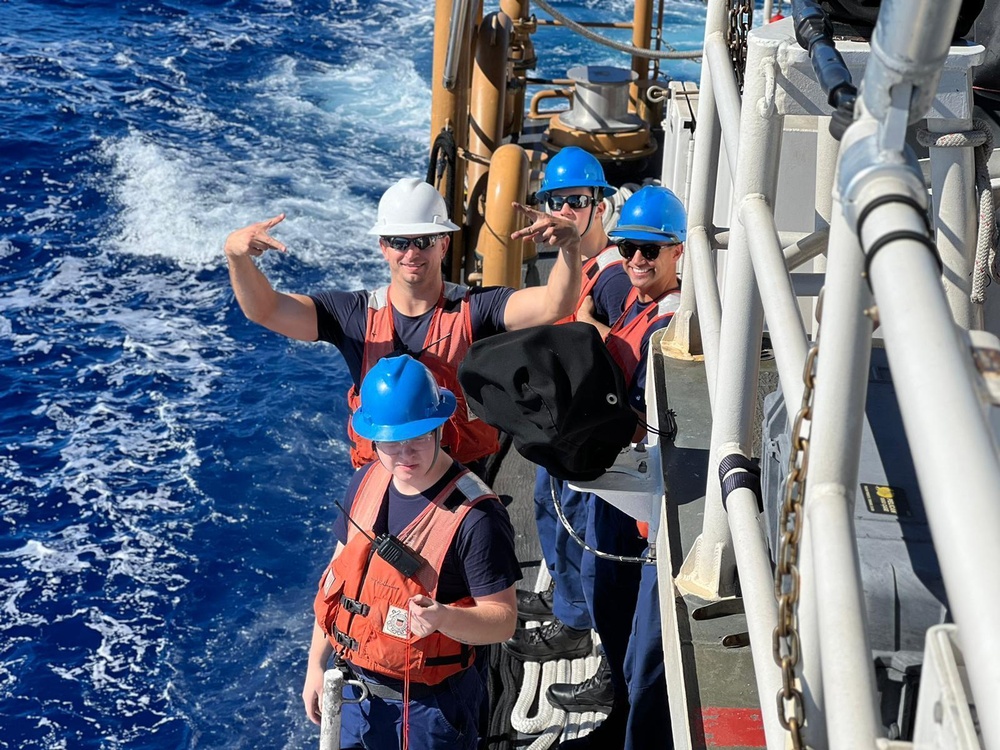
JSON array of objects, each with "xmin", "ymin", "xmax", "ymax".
[{"xmin": 224, "ymin": 177, "xmax": 582, "ymax": 478}]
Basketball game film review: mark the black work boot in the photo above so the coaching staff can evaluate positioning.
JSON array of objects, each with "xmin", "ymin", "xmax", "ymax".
[
  {"xmin": 502, "ymin": 619, "xmax": 593, "ymax": 662},
  {"xmin": 516, "ymin": 583, "xmax": 555, "ymax": 620},
  {"xmin": 546, "ymin": 654, "xmax": 614, "ymax": 712}
]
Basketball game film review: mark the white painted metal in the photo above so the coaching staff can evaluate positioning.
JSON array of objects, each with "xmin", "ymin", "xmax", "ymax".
[
  {"xmin": 828, "ymin": 4, "xmax": 1000, "ymax": 740},
  {"xmin": 795, "ymin": 520, "xmax": 827, "ymax": 749},
  {"xmin": 801, "ymin": 202, "xmax": 881, "ymax": 749},
  {"xmin": 704, "ymin": 35, "xmax": 743, "ymax": 171},
  {"xmin": 911, "ymin": 626, "xmax": 981, "ymax": 748},
  {"xmin": 678, "ymin": 0, "xmax": 728, "ymax": 403},
  {"xmin": 863, "ymin": 200, "xmax": 1000, "ymax": 750},
  {"xmin": 863, "ymin": 0, "xmax": 966, "ymax": 126},
  {"xmin": 927, "ymin": 113, "xmax": 982, "ymax": 330},
  {"xmin": 320, "ymin": 668, "xmax": 347, "ymax": 750},
  {"xmin": 655, "ymin": 1, "xmax": 1000, "ymax": 746},
  {"xmin": 741, "ymin": 197, "xmax": 808, "ymax": 416},
  {"xmin": 723, "ymin": 486, "xmax": 786, "ymax": 749},
  {"xmin": 679, "ymin": 26, "xmax": 787, "ymax": 600},
  {"xmin": 782, "ymin": 227, "xmax": 829, "ymax": 270}
]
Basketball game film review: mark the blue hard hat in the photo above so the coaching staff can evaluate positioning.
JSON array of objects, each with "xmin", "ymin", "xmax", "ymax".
[
  {"xmin": 351, "ymin": 355, "xmax": 456, "ymax": 443},
  {"xmin": 609, "ymin": 186, "xmax": 687, "ymax": 244},
  {"xmin": 537, "ymin": 147, "xmax": 617, "ymax": 201}
]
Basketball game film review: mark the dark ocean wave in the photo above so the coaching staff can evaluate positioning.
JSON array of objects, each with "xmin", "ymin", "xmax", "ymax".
[{"xmin": 0, "ymin": 0, "xmax": 704, "ymax": 746}]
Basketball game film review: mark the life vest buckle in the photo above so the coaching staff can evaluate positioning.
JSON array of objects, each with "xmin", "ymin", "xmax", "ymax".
[
  {"xmin": 334, "ymin": 627, "xmax": 359, "ymax": 652},
  {"xmin": 341, "ymin": 596, "xmax": 370, "ymax": 617}
]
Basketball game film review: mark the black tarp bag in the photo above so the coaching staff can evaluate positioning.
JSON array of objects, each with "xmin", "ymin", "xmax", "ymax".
[{"xmin": 458, "ymin": 323, "xmax": 637, "ymax": 481}]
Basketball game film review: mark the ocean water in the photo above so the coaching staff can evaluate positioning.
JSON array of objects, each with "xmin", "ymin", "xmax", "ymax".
[{"xmin": 0, "ymin": 1, "xmax": 704, "ymax": 747}]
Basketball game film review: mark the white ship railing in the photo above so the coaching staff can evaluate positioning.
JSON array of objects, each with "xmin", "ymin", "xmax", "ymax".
[{"xmin": 657, "ymin": 0, "xmax": 1000, "ymax": 748}]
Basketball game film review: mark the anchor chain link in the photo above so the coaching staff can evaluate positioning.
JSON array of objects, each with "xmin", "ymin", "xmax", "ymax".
[
  {"xmin": 772, "ymin": 341, "xmax": 818, "ymax": 749},
  {"xmin": 726, "ymin": 0, "xmax": 754, "ymax": 92}
]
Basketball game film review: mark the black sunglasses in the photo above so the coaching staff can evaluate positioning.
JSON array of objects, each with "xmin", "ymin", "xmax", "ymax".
[
  {"xmin": 614, "ymin": 238, "xmax": 678, "ymax": 261},
  {"xmin": 381, "ymin": 234, "xmax": 444, "ymax": 252},
  {"xmin": 546, "ymin": 194, "xmax": 595, "ymax": 211}
]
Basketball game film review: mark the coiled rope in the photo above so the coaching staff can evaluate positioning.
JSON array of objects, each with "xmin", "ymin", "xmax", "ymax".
[
  {"xmin": 509, "ymin": 572, "xmax": 606, "ymax": 746},
  {"xmin": 916, "ymin": 119, "xmax": 999, "ymax": 304},
  {"xmin": 533, "ymin": 0, "xmax": 703, "ymax": 61}
]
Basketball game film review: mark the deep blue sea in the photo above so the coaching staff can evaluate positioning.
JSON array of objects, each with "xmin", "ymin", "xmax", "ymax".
[{"xmin": 0, "ymin": 1, "xmax": 704, "ymax": 747}]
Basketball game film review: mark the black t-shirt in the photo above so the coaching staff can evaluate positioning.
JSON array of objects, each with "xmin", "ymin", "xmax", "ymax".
[
  {"xmin": 333, "ymin": 461, "xmax": 522, "ymax": 603},
  {"xmin": 310, "ymin": 286, "xmax": 514, "ymax": 387},
  {"xmin": 589, "ymin": 261, "xmax": 631, "ymax": 325}
]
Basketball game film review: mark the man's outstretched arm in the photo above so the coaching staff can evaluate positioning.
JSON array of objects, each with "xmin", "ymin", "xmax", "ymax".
[
  {"xmin": 501, "ymin": 203, "xmax": 582, "ymax": 330},
  {"xmin": 224, "ymin": 213, "xmax": 318, "ymax": 341}
]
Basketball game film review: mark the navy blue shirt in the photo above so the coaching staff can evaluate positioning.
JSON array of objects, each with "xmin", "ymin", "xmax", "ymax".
[
  {"xmin": 310, "ymin": 286, "xmax": 514, "ymax": 388},
  {"xmin": 588, "ymin": 262, "xmax": 631, "ymax": 325},
  {"xmin": 333, "ymin": 461, "xmax": 522, "ymax": 603}
]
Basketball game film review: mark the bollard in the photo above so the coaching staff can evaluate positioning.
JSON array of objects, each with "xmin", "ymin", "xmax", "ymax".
[{"xmin": 319, "ymin": 668, "xmax": 371, "ymax": 750}]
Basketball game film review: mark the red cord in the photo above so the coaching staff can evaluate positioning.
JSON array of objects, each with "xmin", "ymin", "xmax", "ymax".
[{"xmin": 401, "ymin": 637, "xmax": 411, "ymax": 750}]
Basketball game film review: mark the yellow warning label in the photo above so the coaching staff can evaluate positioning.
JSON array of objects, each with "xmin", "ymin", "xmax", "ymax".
[{"xmin": 860, "ymin": 484, "xmax": 911, "ymax": 516}]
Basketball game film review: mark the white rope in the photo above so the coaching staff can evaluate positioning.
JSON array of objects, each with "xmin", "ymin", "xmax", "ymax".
[
  {"xmin": 508, "ymin": 556, "xmax": 604, "ymax": 743},
  {"xmin": 916, "ymin": 120, "xmax": 998, "ymax": 304},
  {"xmin": 511, "ymin": 656, "xmax": 569, "ymax": 735},
  {"xmin": 558, "ymin": 655, "xmax": 604, "ymax": 742}
]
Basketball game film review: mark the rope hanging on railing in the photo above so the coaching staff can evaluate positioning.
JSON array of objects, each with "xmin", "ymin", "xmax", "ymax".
[
  {"xmin": 532, "ymin": 0, "xmax": 703, "ymax": 60},
  {"xmin": 916, "ymin": 119, "xmax": 999, "ymax": 304}
]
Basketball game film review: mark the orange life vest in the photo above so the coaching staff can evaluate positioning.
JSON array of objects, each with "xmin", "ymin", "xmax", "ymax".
[
  {"xmin": 314, "ymin": 463, "xmax": 498, "ymax": 685},
  {"xmin": 556, "ymin": 245, "xmax": 623, "ymax": 324},
  {"xmin": 606, "ymin": 287, "xmax": 679, "ymax": 540},
  {"xmin": 605, "ymin": 286, "xmax": 681, "ymax": 378},
  {"xmin": 346, "ymin": 283, "xmax": 500, "ymax": 468}
]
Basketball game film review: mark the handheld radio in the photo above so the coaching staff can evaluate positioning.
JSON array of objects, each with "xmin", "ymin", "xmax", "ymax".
[{"xmin": 335, "ymin": 500, "xmax": 424, "ymax": 579}]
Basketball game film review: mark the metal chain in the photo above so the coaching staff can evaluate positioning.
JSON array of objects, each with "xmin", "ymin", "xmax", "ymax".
[
  {"xmin": 771, "ymin": 340, "xmax": 818, "ymax": 749},
  {"xmin": 726, "ymin": 0, "xmax": 754, "ymax": 92}
]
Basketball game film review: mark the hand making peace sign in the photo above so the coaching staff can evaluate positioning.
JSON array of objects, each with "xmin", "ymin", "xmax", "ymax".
[{"xmin": 224, "ymin": 214, "xmax": 288, "ymax": 258}]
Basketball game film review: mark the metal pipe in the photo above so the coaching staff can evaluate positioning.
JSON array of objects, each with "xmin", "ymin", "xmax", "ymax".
[
  {"xmin": 783, "ymin": 228, "xmax": 829, "ymax": 270},
  {"xmin": 679, "ymin": 29, "xmax": 784, "ymax": 599},
  {"xmin": 863, "ymin": 200, "xmax": 1000, "ymax": 750},
  {"xmin": 864, "ymin": 0, "xmax": 965, "ymax": 124},
  {"xmin": 431, "ymin": 0, "xmax": 473, "ymax": 283},
  {"xmin": 320, "ymin": 668, "xmax": 346, "ymax": 750},
  {"xmin": 681, "ymin": 0, "xmax": 728, "ymax": 403},
  {"xmin": 927, "ymin": 115, "xmax": 981, "ymax": 329},
  {"xmin": 795, "ymin": 516, "xmax": 827, "ymax": 747},
  {"xmin": 705, "ymin": 34, "xmax": 743, "ymax": 173},
  {"xmin": 714, "ymin": 229, "xmax": 819, "ymax": 254},
  {"xmin": 685, "ymin": 228, "xmax": 722, "ymax": 384},
  {"xmin": 803, "ymin": 204, "xmax": 880, "ymax": 749},
  {"xmin": 724, "ymin": 487, "xmax": 786, "ymax": 749},
  {"xmin": 812, "ymin": 125, "xmax": 838, "ymax": 335},
  {"xmin": 443, "ymin": 0, "xmax": 473, "ymax": 90},
  {"xmin": 741, "ymin": 197, "xmax": 809, "ymax": 415}
]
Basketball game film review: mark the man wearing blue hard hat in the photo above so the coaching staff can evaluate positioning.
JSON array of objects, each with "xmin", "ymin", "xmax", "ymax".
[
  {"xmin": 302, "ymin": 354, "xmax": 521, "ymax": 750},
  {"xmin": 504, "ymin": 147, "xmax": 632, "ymax": 707},
  {"xmin": 552, "ymin": 185, "xmax": 684, "ymax": 750}
]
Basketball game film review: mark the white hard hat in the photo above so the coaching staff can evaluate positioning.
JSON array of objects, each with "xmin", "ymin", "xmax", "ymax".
[{"xmin": 367, "ymin": 178, "xmax": 461, "ymax": 236}]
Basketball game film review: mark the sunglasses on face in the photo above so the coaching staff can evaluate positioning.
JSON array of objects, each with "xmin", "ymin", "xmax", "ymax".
[
  {"xmin": 374, "ymin": 432, "xmax": 437, "ymax": 455},
  {"xmin": 614, "ymin": 238, "xmax": 678, "ymax": 261},
  {"xmin": 546, "ymin": 194, "xmax": 596, "ymax": 211},
  {"xmin": 381, "ymin": 234, "xmax": 444, "ymax": 252}
]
